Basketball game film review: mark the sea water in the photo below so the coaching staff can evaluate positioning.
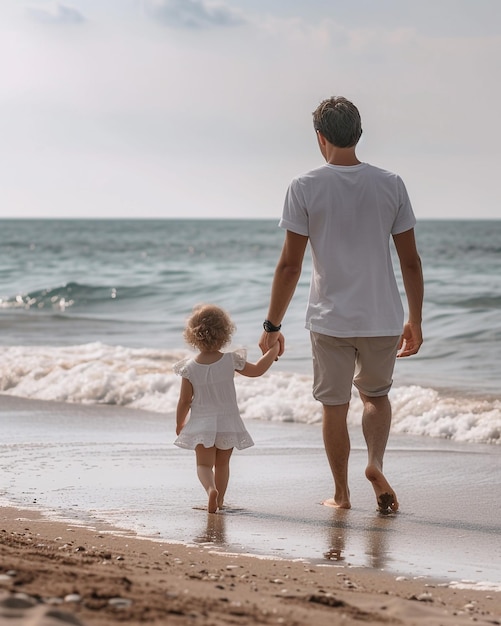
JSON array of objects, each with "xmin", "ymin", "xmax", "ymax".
[
  {"xmin": 0, "ymin": 218, "xmax": 499, "ymax": 445},
  {"xmin": 1, "ymin": 219, "xmax": 500, "ymax": 584}
]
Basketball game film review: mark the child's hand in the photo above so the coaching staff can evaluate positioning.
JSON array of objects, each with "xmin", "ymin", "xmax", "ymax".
[
  {"xmin": 269, "ymin": 342, "xmax": 280, "ymax": 361},
  {"xmin": 260, "ymin": 331, "xmax": 285, "ymax": 357}
]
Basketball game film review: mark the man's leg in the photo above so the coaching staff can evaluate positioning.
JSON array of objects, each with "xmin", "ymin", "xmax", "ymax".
[
  {"xmin": 360, "ymin": 393, "xmax": 399, "ymax": 513},
  {"xmin": 310, "ymin": 332, "xmax": 355, "ymax": 509},
  {"xmin": 322, "ymin": 402, "xmax": 351, "ymax": 509}
]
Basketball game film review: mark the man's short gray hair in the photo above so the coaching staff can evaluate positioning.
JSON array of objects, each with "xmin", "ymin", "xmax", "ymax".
[{"xmin": 312, "ymin": 97, "xmax": 362, "ymax": 148}]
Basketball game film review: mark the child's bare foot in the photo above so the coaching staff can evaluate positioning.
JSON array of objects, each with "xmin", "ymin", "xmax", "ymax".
[
  {"xmin": 208, "ymin": 488, "xmax": 219, "ymax": 514},
  {"xmin": 365, "ymin": 465, "xmax": 399, "ymax": 514}
]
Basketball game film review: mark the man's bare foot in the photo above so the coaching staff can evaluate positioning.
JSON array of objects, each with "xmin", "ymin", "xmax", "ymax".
[
  {"xmin": 377, "ymin": 492, "xmax": 397, "ymax": 515},
  {"xmin": 322, "ymin": 497, "xmax": 351, "ymax": 510},
  {"xmin": 208, "ymin": 488, "xmax": 219, "ymax": 514},
  {"xmin": 365, "ymin": 465, "xmax": 399, "ymax": 514}
]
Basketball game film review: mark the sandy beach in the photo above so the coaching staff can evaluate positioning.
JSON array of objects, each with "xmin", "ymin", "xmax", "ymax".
[{"xmin": 1, "ymin": 506, "xmax": 500, "ymax": 626}]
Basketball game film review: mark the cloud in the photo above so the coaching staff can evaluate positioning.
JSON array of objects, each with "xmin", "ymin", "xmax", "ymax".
[
  {"xmin": 26, "ymin": 2, "xmax": 85, "ymax": 25},
  {"xmin": 1, "ymin": 1, "xmax": 499, "ymax": 219},
  {"xmin": 144, "ymin": 0, "xmax": 246, "ymax": 29}
]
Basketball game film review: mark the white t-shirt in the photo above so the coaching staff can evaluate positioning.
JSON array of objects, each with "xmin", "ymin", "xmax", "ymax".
[{"xmin": 279, "ymin": 162, "xmax": 416, "ymax": 337}]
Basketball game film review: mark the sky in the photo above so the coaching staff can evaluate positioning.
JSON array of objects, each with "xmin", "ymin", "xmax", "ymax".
[{"xmin": 1, "ymin": 0, "xmax": 500, "ymax": 220}]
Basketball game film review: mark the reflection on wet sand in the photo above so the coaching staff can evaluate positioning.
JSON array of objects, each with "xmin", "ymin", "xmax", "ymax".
[
  {"xmin": 324, "ymin": 509, "xmax": 348, "ymax": 562},
  {"xmin": 324, "ymin": 509, "xmax": 396, "ymax": 569},
  {"xmin": 194, "ymin": 511, "xmax": 227, "ymax": 545},
  {"xmin": 365, "ymin": 515, "xmax": 395, "ymax": 570}
]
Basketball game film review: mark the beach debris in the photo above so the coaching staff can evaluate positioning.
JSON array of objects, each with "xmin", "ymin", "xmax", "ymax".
[
  {"xmin": 0, "ymin": 591, "xmax": 86, "ymax": 625},
  {"xmin": 108, "ymin": 596, "xmax": 132, "ymax": 609},
  {"xmin": 0, "ymin": 593, "xmax": 38, "ymax": 609},
  {"xmin": 411, "ymin": 592, "xmax": 434, "ymax": 602},
  {"xmin": 308, "ymin": 593, "xmax": 345, "ymax": 608},
  {"xmin": 343, "ymin": 579, "xmax": 357, "ymax": 589},
  {"xmin": 44, "ymin": 597, "xmax": 64, "ymax": 605},
  {"xmin": 63, "ymin": 594, "xmax": 82, "ymax": 603}
]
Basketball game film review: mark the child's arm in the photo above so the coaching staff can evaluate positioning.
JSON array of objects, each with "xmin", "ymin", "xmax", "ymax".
[
  {"xmin": 176, "ymin": 377, "xmax": 193, "ymax": 435},
  {"xmin": 238, "ymin": 343, "xmax": 280, "ymax": 378}
]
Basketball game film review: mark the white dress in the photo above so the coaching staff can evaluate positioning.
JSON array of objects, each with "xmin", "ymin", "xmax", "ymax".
[{"xmin": 173, "ymin": 349, "xmax": 254, "ymax": 450}]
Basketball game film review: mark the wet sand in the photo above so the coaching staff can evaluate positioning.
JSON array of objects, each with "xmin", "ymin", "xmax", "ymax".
[{"xmin": 1, "ymin": 506, "xmax": 500, "ymax": 626}]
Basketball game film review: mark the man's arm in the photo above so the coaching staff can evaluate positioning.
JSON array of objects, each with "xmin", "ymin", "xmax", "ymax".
[
  {"xmin": 259, "ymin": 230, "xmax": 308, "ymax": 355},
  {"xmin": 392, "ymin": 228, "xmax": 424, "ymax": 357}
]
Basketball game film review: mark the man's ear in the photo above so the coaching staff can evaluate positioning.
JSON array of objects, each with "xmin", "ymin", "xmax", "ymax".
[
  {"xmin": 316, "ymin": 130, "xmax": 328, "ymax": 158},
  {"xmin": 316, "ymin": 130, "xmax": 327, "ymax": 146}
]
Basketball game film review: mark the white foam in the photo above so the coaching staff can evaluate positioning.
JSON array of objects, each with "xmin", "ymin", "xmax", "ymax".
[
  {"xmin": 0, "ymin": 343, "xmax": 499, "ymax": 445},
  {"xmin": 0, "ymin": 343, "xmax": 184, "ymax": 410},
  {"xmin": 448, "ymin": 580, "xmax": 501, "ymax": 592},
  {"xmin": 390, "ymin": 385, "xmax": 501, "ymax": 444}
]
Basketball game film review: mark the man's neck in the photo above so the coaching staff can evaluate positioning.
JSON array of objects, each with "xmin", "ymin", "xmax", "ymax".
[{"xmin": 325, "ymin": 146, "xmax": 361, "ymax": 166}]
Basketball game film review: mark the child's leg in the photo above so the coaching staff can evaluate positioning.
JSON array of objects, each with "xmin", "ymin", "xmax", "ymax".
[
  {"xmin": 214, "ymin": 448, "xmax": 233, "ymax": 509},
  {"xmin": 195, "ymin": 445, "xmax": 218, "ymax": 513}
]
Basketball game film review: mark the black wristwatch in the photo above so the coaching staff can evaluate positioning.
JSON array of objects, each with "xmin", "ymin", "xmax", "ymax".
[{"xmin": 263, "ymin": 319, "xmax": 282, "ymax": 333}]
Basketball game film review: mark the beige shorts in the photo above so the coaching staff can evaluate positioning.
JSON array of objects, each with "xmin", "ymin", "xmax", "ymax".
[{"xmin": 310, "ymin": 332, "xmax": 400, "ymax": 405}]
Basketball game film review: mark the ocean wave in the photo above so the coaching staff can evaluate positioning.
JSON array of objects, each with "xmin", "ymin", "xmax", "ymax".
[
  {"xmin": 390, "ymin": 386, "xmax": 501, "ymax": 444},
  {"xmin": 0, "ymin": 343, "xmax": 499, "ymax": 445},
  {"xmin": 454, "ymin": 295, "xmax": 501, "ymax": 309},
  {"xmin": 0, "ymin": 282, "xmax": 159, "ymax": 312}
]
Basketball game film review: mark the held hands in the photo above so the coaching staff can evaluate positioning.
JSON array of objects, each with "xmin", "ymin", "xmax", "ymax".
[
  {"xmin": 397, "ymin": 322, "xmax": 423, "ymax": 358},
  {"xmin": 268, "ymin": 341, "xmax": 281, "ymax": 360},
  {"xmin": 259, "ymin": 331, "xmax": 285, "ymax": 359}
]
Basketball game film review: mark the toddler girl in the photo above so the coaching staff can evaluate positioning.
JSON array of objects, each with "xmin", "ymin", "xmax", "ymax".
[{"xmin": 174, "ymin": 304, "xmax": 280, "ymax": 513}]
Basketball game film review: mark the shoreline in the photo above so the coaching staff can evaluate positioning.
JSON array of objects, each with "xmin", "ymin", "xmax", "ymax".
[
  {"xmin": 1, "ymin": 506, "xmax": 500, "ymax": 626},
  {"xmin": 1, "ymin": 393, "xmax": 500, "ymax": 588}
]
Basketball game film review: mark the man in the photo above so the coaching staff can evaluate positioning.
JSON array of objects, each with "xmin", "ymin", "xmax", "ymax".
[{"xmin": 259, "ymin": 96, "xmax": 423, "ymax": 514}]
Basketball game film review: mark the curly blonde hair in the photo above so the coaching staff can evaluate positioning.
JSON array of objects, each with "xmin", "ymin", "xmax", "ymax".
[{"xmin": 183, "ymin": 304, "xmax": 235, "ymax": 352}]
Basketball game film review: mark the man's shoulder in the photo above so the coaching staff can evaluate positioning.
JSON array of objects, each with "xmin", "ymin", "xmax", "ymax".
[
  {"xmin": 364, "ymin": 163, "xmax": 403, "ymax": 181},
  {"xmin": 293, "ymin": 162, "xmax": 401, "ymax": 177},
  {"xmin": 289, "ymin": 163, "xmax": 406, "ymax": 192},
  {"xmin": 291, "ymin": 164, "xmax": 328, "ymax": 182}
]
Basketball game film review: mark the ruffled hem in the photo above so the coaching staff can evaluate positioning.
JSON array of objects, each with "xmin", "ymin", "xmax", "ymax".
[{"xmin": 174, "ymin": 431, "xmax": 254, "ymax": 451}]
